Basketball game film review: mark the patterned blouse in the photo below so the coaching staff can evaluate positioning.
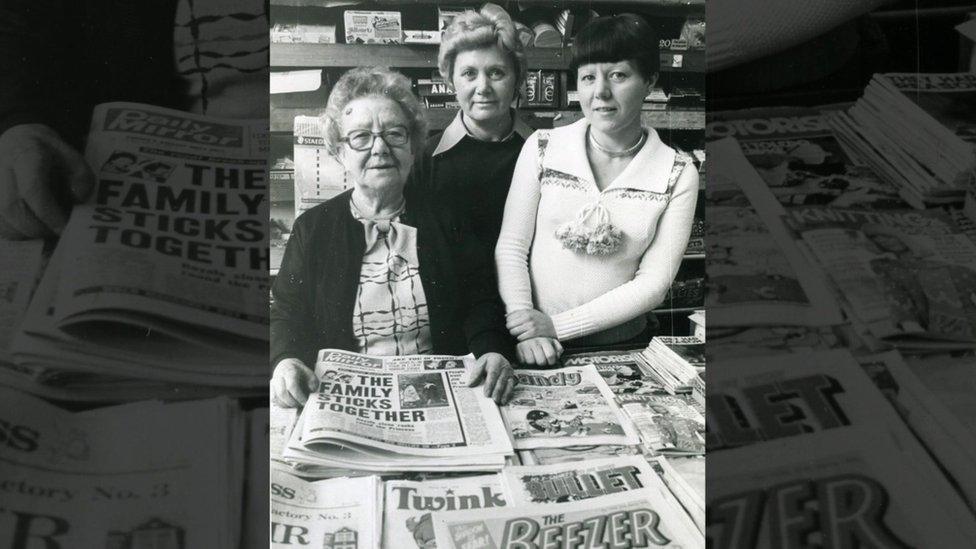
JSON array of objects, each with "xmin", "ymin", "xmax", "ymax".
[{"xmin": 350, "ymin": 201, "xmax": 432, "ymax": 356}]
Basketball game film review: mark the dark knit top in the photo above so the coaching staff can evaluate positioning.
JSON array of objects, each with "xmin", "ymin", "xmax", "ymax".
[{"xmin": 419, "ymin": 132, "xmax": 527, "ymax": 248}]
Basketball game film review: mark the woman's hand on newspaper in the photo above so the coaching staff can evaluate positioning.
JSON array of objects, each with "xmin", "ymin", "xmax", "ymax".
[
  {"xmin": 467, "ymin": 352, "xmax": 518, "ymax": 405},
  {"xmin": 272, "ymin": 358, "xmax": 318, "ymax": 408},
  {"xmin": 0, "ymin": 124, "xmax": 94, "ymax": 238},
  {"xmin": 516, "ymin": 337, "xmax": 563, "ymax": 367},
  {"xmin": 506, "ymin": 308, "xmax": 556, "ymax": 341}
]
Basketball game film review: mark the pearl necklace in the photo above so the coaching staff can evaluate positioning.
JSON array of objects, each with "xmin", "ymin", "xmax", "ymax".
[{"xmin": 588, "ymin": 129, "xmax": 646, "ymax": 158}]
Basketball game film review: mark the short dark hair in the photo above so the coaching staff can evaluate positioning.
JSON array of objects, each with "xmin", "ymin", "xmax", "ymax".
[{"xmin": 570, "ymin": 14, "xmax": 659, "ymax": 82}]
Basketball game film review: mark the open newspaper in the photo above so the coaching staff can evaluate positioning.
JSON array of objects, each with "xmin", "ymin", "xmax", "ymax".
[
  {"xmin": 270, "ymin": 470, "xmax": 382, "ymax": 549},
  {"xmin": 783, "ymin": 206, "xmax": 976, "ymax": 350},
  {"xmin": 431, "ymin": 488, "xmax": 704, "ymax": 548},
  {"xmin": 283, "ymin": 349, "xmax": 514, "ymax": 475},
  {"xmin": 502, "ymin": 365, "xmax": 639, "ymax": 450},
  {"xmin": 0, "ymin": 388, "xmax": 244, "ymax": 548},
  {"xmin": 383, "ymin": 475, "xmax": 508, "ymax": 549},
  {"xmin": 708, "ymin": 427, "xmax": 976, "ymax": 547},
  {"xmin": 707, "ymin": 105, "xmax": 909, "ymax": 209},
  {"xmin": 12, "ymin": 102, "xmax": 269, "ymax": 390},
  {"xmin": 705, "ymin": 138, "xmax": 842, "ymax": 327}
]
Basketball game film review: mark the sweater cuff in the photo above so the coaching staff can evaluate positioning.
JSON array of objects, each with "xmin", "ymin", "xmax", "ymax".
[{"xmin": 552, "ymin": 310, "xmax": 597, "ymax": 341}]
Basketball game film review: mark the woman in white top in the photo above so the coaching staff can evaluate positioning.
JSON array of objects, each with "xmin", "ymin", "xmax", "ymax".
[{"xmin": 495, "ymin": 14, "xmax": 700, "ymax": 366}]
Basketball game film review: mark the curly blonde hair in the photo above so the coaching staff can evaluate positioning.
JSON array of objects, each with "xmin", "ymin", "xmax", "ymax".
[
  {"xmin": 321, "ymin": 66, "xmax": 428, "ymax": 159},
  {"xmin": 438, "ymin": 5, "xmax": 528, "ymax": 89}
]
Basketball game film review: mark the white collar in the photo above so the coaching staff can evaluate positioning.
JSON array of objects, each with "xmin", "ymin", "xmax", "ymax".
[
  {"xmin": 432, "ymin": 110, "xmax": 534, "ymax": 157},
  {"xmin": 541, "ymin": 118, "xmax": 675, "ymax": 193}
]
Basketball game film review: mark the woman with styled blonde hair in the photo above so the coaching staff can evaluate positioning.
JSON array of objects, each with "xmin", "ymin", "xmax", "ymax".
[{"xmin": 416, "ymin": 3, "xmax": 533, "ymax": 249}]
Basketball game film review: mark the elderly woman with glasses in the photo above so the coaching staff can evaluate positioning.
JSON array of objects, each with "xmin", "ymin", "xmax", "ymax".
[{"xmin": 271, "ymin": 66, "xmax": 516, "ymax": 407}]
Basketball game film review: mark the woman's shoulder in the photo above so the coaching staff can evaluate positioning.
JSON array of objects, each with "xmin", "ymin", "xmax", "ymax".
[{"xmin": 293, "ymin": 188, "xmax": 354, "ymax": 231}]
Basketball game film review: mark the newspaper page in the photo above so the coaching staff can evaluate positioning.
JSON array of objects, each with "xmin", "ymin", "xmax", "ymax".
[
  {"xmin": 517, "ymin": 444, "xmax": 642, "ymax": 466},
  {"xmin": 706, "ymin": 137, "xmax": 842, "ymax": 327},
  {"xmin": 502, "ymin": 365, "xmax": 640, "ymax": 450},
  {"xmin": 708, "ymin": 427, "xmax": 976, "ymax": 547},
  {"xmin": 0, "ymin": 388, "xmax": 243, "ymax": 548},
  {"xmin": 384, "ymin": 475, "xmax": 508, "ymax": 549},
  {"xmin": 858, "ymin": 351, "xmax": 976, "ymax": 510},
  {"xmin": 270, "ymin": 404, "xmax": 299, "ymax": 465},
  {"xmin": 617, "ymin": 394, "xmax": 705, "ymax": 455},
  {"xmin": 56, "ymin": 102, "xmax": 269, "ymax": 347},
  {"xmin": 646, "ymin": 456, "xmax": 704, "ymax": 534},
  {"xmin": 271, "ymin": 470, "xmax": 382, "ymax": 549},
  {"xmin": 561, "ymin": 350, "xmax": 666, "ymax": 396},
  {"xmin": 708, "ymin": 349, "xmax": 976, "ymax": 529},
  {"xmin": 784, "ymin": 206, "xmax": 976, "ymax": 346},
  {"xmin": 431, "ymin": 488, "xmax": 704, "ymax": 548},
  {"xmin": 288, "ymin": 349, "xmax": 512, "ymax": 468},
  {"xmin": 707, "ymin": 105, "xmax": 908, "ymax": 209}
]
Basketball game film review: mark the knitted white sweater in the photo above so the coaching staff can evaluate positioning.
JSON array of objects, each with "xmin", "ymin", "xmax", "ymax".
[{"xmin": 495, "ymin": 119, "xmax": 699, "ymax": 343}]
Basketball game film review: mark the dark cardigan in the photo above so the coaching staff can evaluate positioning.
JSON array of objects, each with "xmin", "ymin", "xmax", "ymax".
[{"xmin": 270, "ymin": 184, "xmax": 515, "ymax": 368}]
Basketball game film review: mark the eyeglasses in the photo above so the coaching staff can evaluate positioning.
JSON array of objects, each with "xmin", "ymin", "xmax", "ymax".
[{"xmin": 340, "ymin": 127, "xmax": 410, "ymax": 151}]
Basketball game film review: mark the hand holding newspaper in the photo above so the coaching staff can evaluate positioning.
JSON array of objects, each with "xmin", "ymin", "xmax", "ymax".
[
  {"xmin": 282, "ymin": 349, "xmax": 514, "ymax": 475},
  {"xmin": 12, "ymin": 102, "xmax": 269, "ymax": 392}
]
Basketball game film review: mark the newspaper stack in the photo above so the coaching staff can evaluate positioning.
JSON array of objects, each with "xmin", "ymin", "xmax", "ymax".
[
  {"xmin": 282, "ymin": 350, "xmax": 514, "ymax": 476},
  {"xmin": 10, "ymin": 102, "xmax": 269, "ymax": 399},
  {"xmin": 0, "ymin": 387, "xmax": 245, "ymax": 547},
  {"xmin": 829, "ymin": 73, "xmax": 976, "ymax": 208},
  {"xmin": 271, "ymin": 471, "xmax": 382, "ymax": 549},
  {"xmin": 641, "ymin": 336, "xmax": 703, "ymax": 393}
]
